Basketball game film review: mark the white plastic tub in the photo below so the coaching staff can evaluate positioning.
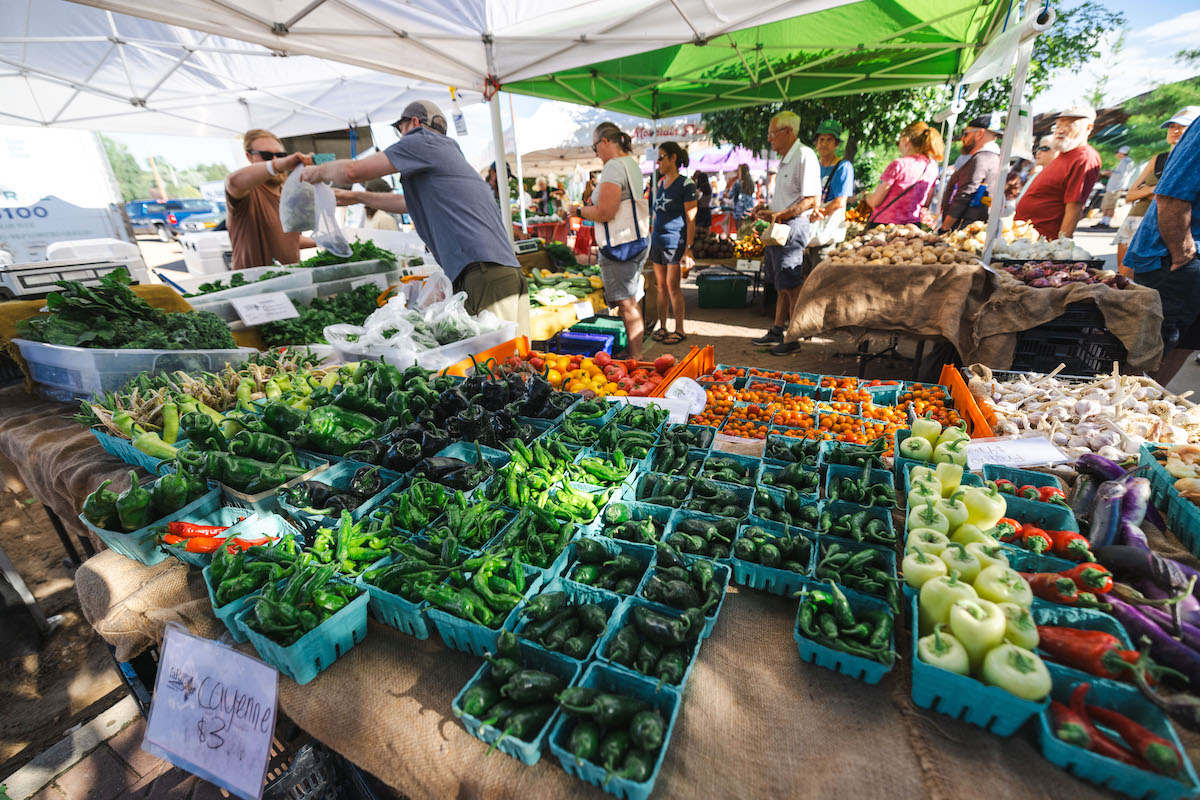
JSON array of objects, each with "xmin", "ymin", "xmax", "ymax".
[
  {"xmin": 313, "ymin": 270, "xmax": 403, "ymax": 299},
  {"xmin": 12, "ymin": 339, "xmax": 258, "ymax": 400},
  {"xmin": 178, "ymin": 232, "xmax": 232, "ymax": 275},
  {"xmin": 191, "ymin": 284, "xmax": 319, "ymax": 323}
]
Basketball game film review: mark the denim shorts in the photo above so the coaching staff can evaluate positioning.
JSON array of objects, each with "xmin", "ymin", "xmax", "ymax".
[
  {"xmin": 1137, "ymin": 255, "xmax": 1200, "ymax": 351},
  {"xmin": 649, "ymin": 235, "xmax": 687, "ymax": 266}
]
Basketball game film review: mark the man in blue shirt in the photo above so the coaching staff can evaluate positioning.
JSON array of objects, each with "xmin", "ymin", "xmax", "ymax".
[
  {"xmin": 803, "ymin": 119, "xmax": 855, "ymax": 276},
  {"xmin": 301, "ymin": 100, "xmax": 528, "ymax": 335},
  {"xmin": 1125, "ymin": 111, "xmax": 1200, "ymax": 383}
]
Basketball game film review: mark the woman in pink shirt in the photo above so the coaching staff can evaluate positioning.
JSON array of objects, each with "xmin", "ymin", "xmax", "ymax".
[{"xmin": 865, "ymin": 121, "xmax": 944, "ymax": 226}]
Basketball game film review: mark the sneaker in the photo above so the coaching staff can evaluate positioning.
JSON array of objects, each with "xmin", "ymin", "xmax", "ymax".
[
  {"xmin": 770, "ymin": 341, "xmax": 801, "ymax": 356},
  {"xmin": 752, "ymin": 326, "xmax": 784, "ymax": 345}
]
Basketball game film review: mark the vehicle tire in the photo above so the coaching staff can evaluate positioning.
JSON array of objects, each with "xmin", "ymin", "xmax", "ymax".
[{"xmin": 155, "ymin": 224, "xmax": 172, "ymax": 242}]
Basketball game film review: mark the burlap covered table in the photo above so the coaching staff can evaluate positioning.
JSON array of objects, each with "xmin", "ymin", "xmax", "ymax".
[
  {"xmin": 0, "ymin": 385, "xmax": 1193, "ymax": 798},
  {"xmin": 785, "ymin": 260, "xmax": 1165, "ymax": 372}
]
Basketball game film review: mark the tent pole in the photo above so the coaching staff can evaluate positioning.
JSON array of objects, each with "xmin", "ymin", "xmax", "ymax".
[
  {"xmin": 982, "ymin": 17, "xmax": 1044, "ymax": 264},
  {"xmin": 509, "ymin": 93, "xmax": 528, "ymax": 234},
  {"xmin": 486, "ymin": 86, "xmax": 514, "ymax": 244},
  {"xmin": 930, "ymin": 84, "xmax": 962, "ymax": 221}
]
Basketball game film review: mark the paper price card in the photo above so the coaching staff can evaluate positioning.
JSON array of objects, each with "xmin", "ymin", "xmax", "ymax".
[
  {"xmin": 965, "ymin": 435, "xmax": 1070, "ymax": 471},
  {"xmin": 574, "ymin": 300, "xmax": 595, "ymax": 321},
  {"xmin": 230, "ymin": 292, "xmax": 299, "ymax": 327},
  {"xmin": 143, "ymin": 625, "xmax": 278, "ymax": 800}
]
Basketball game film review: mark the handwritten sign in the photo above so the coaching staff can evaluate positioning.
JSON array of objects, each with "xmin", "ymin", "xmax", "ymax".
[
  {"xmin": 142, "ymin": 625, "xmax": 277, "ymax": 800},
  {"xmin": 351, "ymin": 274, "xmax": 388, "ymax": 292},
  {"xmin": 965, "ymin": 435, "xmax": 1070, "ymax": 471},
  {"xmin": 230, "ymin": 292, "xmax": 299, "ymax": 327},
  {"xmin": 736, "ymin": 259, "xmax": 750, "ymax": 271},
  {"xmin": 574, "ymin": 300, "xmax": 595, "ymax": 321}
]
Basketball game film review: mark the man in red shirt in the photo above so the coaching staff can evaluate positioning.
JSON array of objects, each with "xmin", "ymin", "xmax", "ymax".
[{"xmin": 1014, "ymin": 104, "xmax": 1102, "ymax": 239}]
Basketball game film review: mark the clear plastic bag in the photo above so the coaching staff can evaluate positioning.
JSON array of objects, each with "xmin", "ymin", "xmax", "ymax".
[
  {"xmin": 414, "ymin": 268, "xmax": 453, "ymax": 311},
  {"xmin": 279, "ymin": 168, "xmax": 316, "ymax": 232},
  {"xmin": 312, "ymin": 182, "xmax": 351, "ymax": 258},
  {"xmin": 423, "ymin": 291, "xmax": 481, "ymax": 345}
]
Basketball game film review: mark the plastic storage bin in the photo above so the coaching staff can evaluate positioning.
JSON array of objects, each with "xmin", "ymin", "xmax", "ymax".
[
  {"xmin": 569, "ymin": 315, "xmax": 628, "ymax": 351},
  {"xmin": 303, "ymin": 258, "xmax": 395, "ymax": 284},
  {"xmin": 354, "ymin": 553, "xmax": 432, "ymax": 639},
  {"xmin": 79, "ymin": 483, "xmax": 222, "ymax": 566},
  {"xmin": 452, "ymin": 641, "xmax": 581, "ymax": 765},
  {"xmin": 697, "ymin": 274, "xmax": 748, "ymax": 308},
  {"xmin": 794, "ymin": 590, "xmax": 894, "ymax": 684},
  {"xmin": 238, "ymin": 588, "xmax": 369, "ymax": 685},
  {"xmin": 552, "ymin": 331, "xmax": 614, "ymax": 356},
  {"xmin": 1036, "ymin": 680, "xmax": 1199, "ymax": 800},
  {"xmin": 548, "ymin": 662, "xmax": 680, "ymax": 800},
  {"xmin": 909, "ymin": 594, "xmax": 1048, "ymax": 735},
  {"xmin": 512, "ymin": 577, "xmax": 623, "ymax": 663},
  {"xmin": 192, "ymin": 285, "xmax": 319, "ymax": 323},
  {"xmin": 13, "ymin": 339, "xmax": 258, "ymax": 400}
]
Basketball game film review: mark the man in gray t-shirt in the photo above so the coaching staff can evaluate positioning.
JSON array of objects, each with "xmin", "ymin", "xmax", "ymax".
[{"xmin": 301, "ymin": 100, "xmax": 528, "ymax": 335}]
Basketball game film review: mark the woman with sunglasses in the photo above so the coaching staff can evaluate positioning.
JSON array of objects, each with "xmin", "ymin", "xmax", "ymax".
[
  {"xmin": 1115, "ymin": 110, "xmax": 1192, "ymax": 274},
  {"xmin": 649, "ymin": 142, "xmax": 697, "ymax": 344},
  {"xmin": 1013, "ymin": 136, "xmax": 1057, "ymax": 208},
  {"xmin": 224, "ymin": 128, "xmax": 315, "ymax": 269}
]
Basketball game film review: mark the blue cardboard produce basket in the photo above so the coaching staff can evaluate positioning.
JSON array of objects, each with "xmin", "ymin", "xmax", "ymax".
[
  {"xmin": 237, "ymin": 587, "xmax": 369, "ymax": 686},
  {"xmin": 354, "ymin": 554, "xmax": 432, "ymax": 639},
  {"xmin": 595, "ymin": 600, "xmax": 704, "ymax": 692},
  {"xmin": 1140, "ymin": 443, "xmax": 1178, "ymax": 511},
  {"xmin": 824, "ymin": 463, "xmax": 895, "ymax": 507},
  {"xmin": 218, "ymin": 452, "xmax": 330, "ymax": 514},
  {"xmin": 275, "ymin": 460, "xmax": 405, "ymax": 534},
  {"xmin": 79, "ymin": 480, "xmax": 222, "ymax": 566},
  {"xmin": 820, "ymin": 500, "xmax": 895, "ymax": 546},
  {"xmin": 166, "ymin": 509, "xmax": 300, "ymax": 570},
  {"xmin": 203, "ymin": 564, "xmax": 286, "ymax": 644},
  {"xmin": 512, "ymin": 577, "xmax": 623, "ymax": 663},
  {"xmin": 1167, "ymin": 493, "xmax": 1200, "ymax": 559},
  {"xmin": 92, "ymin": 429, "xmax": 188, "ymax": 473},
  {"xmin": 627, "ymin": 473, "xmax": 689, "ymax": 509},
  {"xmin": 898, "ymin": 460, "xmax": 984, "ymax": 498},
  {"xmin": 636, "ymin": 559, "xmax": 730, "ymax": 638},
  {"xmin": 909, "ymin": 595, "xmax": 1048, "ymax": 735},
  {"xmin": 549, "ymin": 663, "xmax": 680, "ymax": 800},
  {"xmin": 1037, "ymin": 679, "xmax": 1199, "ymax": 800},
  {"xmin": 428, "ymin": 565, "xmax": 544, "ymax": 656},
  {"xmin": 452, "ymin": 641, "xmax": 581, "ymax": 765},
  {"xmin": 1030, "ymin": 603, "xmax": 1136, "ymax": 692},
  {"xmin": 562, "ymin": 537, "xmax": 656, "ymax": 600},
  {"xmin": 588, "ymin": 501, "xmax": 674, "ymax": 544},
  {"xmin": 794, "ymin": 589, "xmax": 894, "ymax": 684},
  {"xmin": 747, "ymin": 485, "xmax": 822, "ymax": 531},
  {"xmin": 731, "ymin": 523, "xmax": 815, "ymax": 597}
]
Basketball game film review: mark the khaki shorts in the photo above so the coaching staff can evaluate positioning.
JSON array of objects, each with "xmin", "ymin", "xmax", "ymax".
[{"xmin": 457, "ymin": 263, "xmax": 530, "ymax": 339}]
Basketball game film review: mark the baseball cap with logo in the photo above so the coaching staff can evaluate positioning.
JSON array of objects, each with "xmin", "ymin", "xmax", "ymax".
[
  {"xmin": 1117, "ymin": 145, "xmax": 1131, "ymax": 154},
  {"xmin": 815, "ymin": 119, "xmax": 843, "ymax": 140},
  {"xmin": 965, "ymin": 112, "xmax": 1004, "ymax": 135},
  {"xmin": 395, "ymin": 100, "xmax": 448, "ymax": 134},
  {"xmin": 1056, "ymin": 103, "xmax": 1096, "ymax": 122},
  {"xmin": 1161, "ymin": 105, "xmax": 1200, "ymax": 129}
]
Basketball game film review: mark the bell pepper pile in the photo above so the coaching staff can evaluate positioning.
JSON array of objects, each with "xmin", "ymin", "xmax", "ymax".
[
  {"xmin": 797, "ymin": 582, "xmax": 894, "ymax": 665},
  {"xmin": 604, "ymin": 604, "xmax": 704, "ymax": 689},
  {"xmin": 663, "ymin": 518, "xmax": 736, "ymax": 560},
  {"xmin": 568, "ymin": 538, "xmax": 648, "ymax": 594},
  {"xmin": 899, "ymin": 415, "xmax": 969, "ymax": 466},
  {"xmin": 753, "ymin": 487, "xmax": 820, "ymax": 527},
  {"xmin": 244, "ymin": 564, "xmax": 363, "ymax": 647},
  {"xmin": 639, "ymin": 553, "xmax": 723, "ymax": 616},
  {"xmin": 515, "ymin": 591, "xmax": 611, "ymax": 659},
  {"xmin": 681, "ymin": 480, "xmax": 748, "ymax": 520},
  {"xmin": 458, "ymin": 631, "xmax": 563, "ymax": 753},
  {"xmin": 826, "ymin": 464, "xmax": 896, "ymax": 508},
  {"xmin": 759, "ymin": 462, "xmax": 819, "ymax": 494},
  {"xmin": 1052, "ymin": 683, "xmax": 1186, "ymax": 777},
  {"xmin": 764, "ymin": 437, "xmax": 821, "ymax": 466},
  {"xmin": 596, "ymin": 504, "xmax": 664, "ymax": 546},
  {"xmin": 816, "ymin": 542, "xmax": 901, "ymax": 613},
  {"xmin": 733, "ymin": 526, "xmax": 812, "ymax": 573},
  {"xmin": 818, "ymin": 509, "xmax": 894, "ymax": 546},
  {"xmin": 82, "ymin": 466, "xmax": 209, "ymax": 533},
  {"xmin": 556, "ymin": 684, "xmax": 667, "ymax": 783},
  {"xmin": 699, "ymin": 456, "xmax": 757, "ymax": 486},
  {"xmin": 209, "ymin": 533, "xmax": 300, "ymax": 605}
]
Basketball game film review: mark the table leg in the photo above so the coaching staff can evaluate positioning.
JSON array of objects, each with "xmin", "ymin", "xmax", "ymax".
[
  {"xmin": 913, "ymin": 339, "xmax": 927, "ymax": 381},
  {"xmin": 856, "ymin": 339, "xmax": 869, "ymax": 378},
  {"xmin": 41, "ymin": 503, "xmax": 89, "ymax": 565}
]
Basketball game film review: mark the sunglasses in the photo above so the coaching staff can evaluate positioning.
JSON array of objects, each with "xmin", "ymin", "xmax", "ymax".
[
  {"xmin": 247, "ymin": 149, "xmax": 288, "ymax": 160},
  {"xmin": 1034, "ymin": 146, "xmax": 1051, "ymax": 154},
  {"xmin": 591, "ymin": 142, "xmax": 601, "ymax": 153}
]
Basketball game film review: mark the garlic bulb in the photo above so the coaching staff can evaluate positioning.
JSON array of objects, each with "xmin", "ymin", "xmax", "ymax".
[{"xmin": 1097, "ymin": 445, "xmax": 1126, "ymax": 461}]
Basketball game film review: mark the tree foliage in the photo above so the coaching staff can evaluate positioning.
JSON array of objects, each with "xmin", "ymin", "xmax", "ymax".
[
  {"xmin": 100, "ymin": 135, "xmax": 228, "ymax": 202},
  {"xmin": 1092, "ymin": 77, "xmax": 1200, "ymax": 165}
]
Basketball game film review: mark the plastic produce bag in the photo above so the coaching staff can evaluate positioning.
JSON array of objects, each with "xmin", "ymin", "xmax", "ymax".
[
  {"xmin": 414, "ymin": 268, "xmax": 453, "ymax": 311},
  {"xmin": 423, "ymin": 292, "xmax": 480, "ymax": 345},
  {"xmin": 312, "ymin": 182, "xmax": 351, "ymax": 258},
  {"xmin": 279, "ymin": 168, "xmax": 316, "ymax": 232}
]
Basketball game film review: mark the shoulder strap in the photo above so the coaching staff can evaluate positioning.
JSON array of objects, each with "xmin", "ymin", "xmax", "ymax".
[
  {"xmin": 868, "ymin": 159, "xmax": 931, "ymax": 223},
  {"xmin": 620, "ymin": 157, "xmax": 643, "ymax": 237},
  {"xmin": 1154, "ymin": 152, "xmax": 1168, "ymax": 177}
]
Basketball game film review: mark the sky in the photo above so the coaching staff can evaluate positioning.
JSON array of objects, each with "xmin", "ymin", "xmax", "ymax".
[{"xmin": 104, "ymin": 0, "xmax": 1200, "ymax": 174}]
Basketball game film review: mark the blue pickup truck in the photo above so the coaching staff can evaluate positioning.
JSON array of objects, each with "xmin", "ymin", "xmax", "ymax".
[{"xmin": 125, "ymin": 198, "xmax": 216, "ymax": 241}]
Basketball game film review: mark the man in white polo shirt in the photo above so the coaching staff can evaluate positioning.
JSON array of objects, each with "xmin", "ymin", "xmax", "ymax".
[{"xmin": 749, "ymin": 110, "xmax": 822, "ymax": 355}]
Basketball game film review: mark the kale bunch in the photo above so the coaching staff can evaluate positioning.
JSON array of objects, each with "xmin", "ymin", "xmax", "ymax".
[{"xmin": 258, "ymin": 284, "xmax": 381, "ymax": 347}]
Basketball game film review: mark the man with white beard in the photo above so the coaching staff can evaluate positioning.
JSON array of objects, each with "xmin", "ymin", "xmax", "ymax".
[{"xmin": 1014, "ymin": 104, "xmax": 1102, "ymax": 240}]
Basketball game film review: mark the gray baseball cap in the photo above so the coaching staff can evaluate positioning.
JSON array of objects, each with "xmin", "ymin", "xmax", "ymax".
[
  {"xmin": 1161, "ymin": 106, "xmax": 1199, "ymax": 129},
  {"xmin": 396, "ymin": 100, "xmax": 448, "ymax": 134}
]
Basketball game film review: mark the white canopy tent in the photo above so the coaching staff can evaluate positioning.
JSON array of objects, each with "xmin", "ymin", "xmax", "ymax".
[
  {"xmin": 58, "ymin": 0, "xmax": 857, "ymax": 241},
  {"xmin": 0, "ymin": 0, "xmax": 482, "ymax": 138}
]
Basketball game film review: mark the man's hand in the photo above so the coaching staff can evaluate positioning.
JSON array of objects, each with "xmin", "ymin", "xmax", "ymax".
[
  {"xmin": 1171, "ymin": 235, "xmax": 1197, "ymax": 271},
  {"xmin": 681, "ymin": 249, "xmax": 695, "ymax": 271},
  {"xmin": 300, "ymin": 162, "xmax": 336, "ymax": 184},
  {"xmin": 333, "ymin": 188, "xmax": 359, "ymax": 207},
  {"xmin": 810, "ymin": 207, "xmax": 825, "ymax": 221},
  {"xmin": 754, "ymin": 208, "xmax": 776, "ymax": 222},
  {"xmin": 279, "ymin": 152, "xmax": 314, "ymax": 175}
]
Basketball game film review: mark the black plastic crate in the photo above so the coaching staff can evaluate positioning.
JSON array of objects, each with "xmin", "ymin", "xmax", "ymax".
[
  {"xmin": 1011, "ymin": 330, "xmax": 1126, "ymax": 375},
  {"xmin": 1039, "ymin": 301, "xmax": 1106, "ymax": 330},
  {"xmin": 264, "ymin": 741, "xmax": 377, "ymax": 800}
]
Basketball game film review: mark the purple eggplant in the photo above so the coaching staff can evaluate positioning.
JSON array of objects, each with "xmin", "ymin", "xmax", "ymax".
[
  {"xmin": 1138, "ymin": 602, "xmax": 1200, "ymax": 648},
  {"xmin": 1076, "ymin": 453, "xmax": 1128, "ymax": 481},
  {"xmin": 1108, "ymin": 596, "xmax": 1200, "ymax": 687},
  {"xmin": 1119, "ymin": 522, "xmax": 1151, "ymax": 550},
  {"xmin": 1096, "ymin": 544, "xmax": 1200, "ymax": 596},
  {"xmin": 1088, "ymin": 480, "xmax": 1127, "ymax": 549},
  {"xmin": 1068, "ymin": 474, "xmax": 1099, "ymax": 527}
]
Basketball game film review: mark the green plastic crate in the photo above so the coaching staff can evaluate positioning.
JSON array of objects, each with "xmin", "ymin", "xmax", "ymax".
[
  {"xmin": 697, "ymin": 275, "xmax": 749, "ymax": 308},
  {"xmin": 569, "ymin": 316, "xmax": 627, "ymax": 350}
]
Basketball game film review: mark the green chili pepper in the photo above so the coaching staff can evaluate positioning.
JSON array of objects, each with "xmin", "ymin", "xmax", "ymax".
[{"xmin": 115, "ymin": 472, "xmax": 153, "ymax": 532}]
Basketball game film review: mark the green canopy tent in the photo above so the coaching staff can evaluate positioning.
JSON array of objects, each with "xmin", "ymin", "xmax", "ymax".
[{"xmin": 504, "ymin": 0, "xmax": 1013, "ymax": 118}]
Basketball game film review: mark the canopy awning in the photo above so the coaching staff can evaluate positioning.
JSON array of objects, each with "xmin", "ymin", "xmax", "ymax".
[
  {"xmin": 1, "ymin": 0, "xmax": 480, "ymax": 137},
  {"xmin": 504, "ymin": 0, "xmax": 1010, "ymax": 117}
]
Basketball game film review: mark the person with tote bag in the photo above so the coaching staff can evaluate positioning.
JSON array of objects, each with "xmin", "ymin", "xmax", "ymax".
[{"xmin": 575, "ymin": 122, "xmax": 649, "ymax": 359}]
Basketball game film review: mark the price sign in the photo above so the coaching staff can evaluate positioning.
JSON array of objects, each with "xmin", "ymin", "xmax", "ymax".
[
  {"xmin": 142, "ymin": 625, "xmax": 277, "ymax": 800},
  {"xmin": 965, "ymin": 435, "xmax": 1070, "ymax": 470},
  {"xmin": 736, "ymin": 259, "xmax": 750, "ymax": 271},
  {"xmin": 574, "ymin": 300, "xmax": 595, "ymax": 321},
  {"xmin": 351, "ymin": 274, "xmax": 388, "ymax": 292},
  {"xmin": 230, "ymin": 292, "xmax": 299, "ymax": 326},
  {"xmin": 663, "ymin": 377, "xmax": 706, "ymax": 415}
]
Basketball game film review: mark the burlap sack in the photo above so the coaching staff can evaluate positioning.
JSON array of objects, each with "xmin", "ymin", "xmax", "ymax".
[{"xmin": 973, "ymin": 275, "xmax": 1164, "ymax": 372}]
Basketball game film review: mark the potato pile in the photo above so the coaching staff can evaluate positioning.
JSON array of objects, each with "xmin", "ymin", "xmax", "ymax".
[{"xmin": 825, "ymin": 222, "xmax": 982, "ymax": 266}]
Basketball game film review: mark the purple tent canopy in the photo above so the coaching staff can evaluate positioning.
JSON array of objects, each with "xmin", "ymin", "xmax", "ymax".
[{"xmin": 640, "ymin": 144, "xmax": 773, "ymax": 175}]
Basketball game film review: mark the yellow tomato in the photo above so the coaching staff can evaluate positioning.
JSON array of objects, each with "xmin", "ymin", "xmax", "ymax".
[
  {"xmin": 580, "ymin": 358, "xmax": 594, "ymax": 372},
  {"xmin": 567, "ymin": 379, "xmax": 587, "ymax": 393},
  {"xmin": 611, "ymin": 389, "xmax": 628, "ymax": 396},
  {"xmin": 547, "ymin": 368, "xmax": 563, "ymax": 387}
]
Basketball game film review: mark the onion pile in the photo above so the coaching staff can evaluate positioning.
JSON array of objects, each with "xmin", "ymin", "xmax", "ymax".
[{"xmin": 997, "ymin": 261, "xmax": 1131, "ymax": 290}]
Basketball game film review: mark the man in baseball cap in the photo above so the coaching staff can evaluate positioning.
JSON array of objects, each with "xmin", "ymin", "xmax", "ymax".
[
  {"xmin": 300, "ymin": 99, "xmax": 529, "ymax": 335},
  {"xmin": 1098, "ymin": 144, "xmax": 1136, "ymax": 229},
  {"xmin": 1015, "ymin": 103, "xmax": 1101, "ymax": 239},
  {"xmin": 1162, "ymin": 105, "xmax": 1200, "ymax": 130},
  {"xmin": 940, "ymin": 113, "xmax": 1003, "ymax": 231},
  {"xmin": 804, "ymin": 118, "xmax": 855, "ymax": 287}
]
